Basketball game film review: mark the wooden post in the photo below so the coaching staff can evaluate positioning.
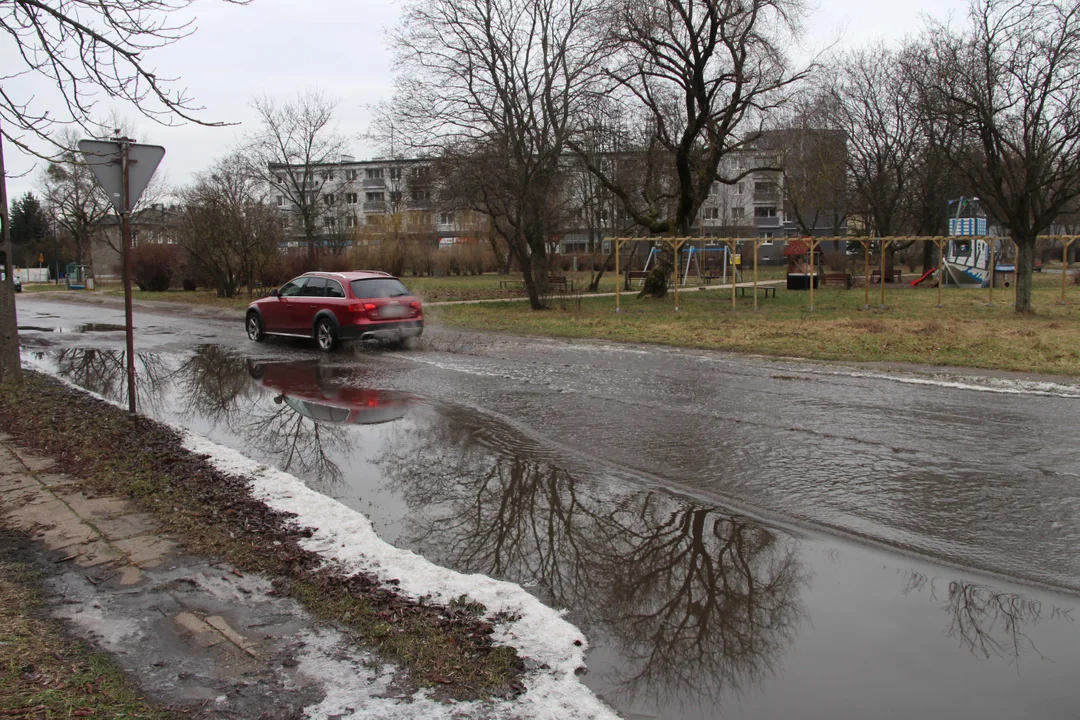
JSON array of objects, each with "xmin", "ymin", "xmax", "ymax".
[
  {"xmin": 879, "ymin": 239, "xmax": 887, "ymax": 308},
  {"xmin": 730, "ymin": 239, "xmax": 737, "ymax": 310},
  {"xmin": 864, "ymin": 239, "xmax": 870, "ymax": 309},
  {"xmin": 809, "ymin": 238, "xmax": 816, "ymax": 312},
  {"xmin": 673, "ymin": 238, "xmax": 680, "ymax": 312},
  {"xmin": 936, "ymin": 238, "xmax": 944, "ymax": 308},
  {"xmin": 753, "ymin": 238, "xmax": 759, "ymax": 311},
  {"xmin": 615, "ymin": 238, "xmax": 621, "ymax": 313},
  {"xmin": 988, "ymin": 238, "xmax": 996, "ymax": 306},
  {"xmin": 1062, "ymin": 239, "xmax": 1072, "ymax": 305}
]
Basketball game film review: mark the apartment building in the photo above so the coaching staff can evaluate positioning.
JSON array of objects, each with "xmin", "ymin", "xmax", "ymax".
[{"xmin": 268, "ymin": 156, "xmax": 490, "ymax": 250}]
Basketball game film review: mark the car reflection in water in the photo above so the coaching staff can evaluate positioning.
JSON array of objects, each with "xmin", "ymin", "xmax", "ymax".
[{"xmin": 247, "ymin": 360, "xmax": 416, "ymax": 427}]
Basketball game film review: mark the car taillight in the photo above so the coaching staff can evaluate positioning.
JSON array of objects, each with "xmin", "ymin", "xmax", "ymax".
[
  {"xmin": 348, "ymin": 303, "xmax": 378, "ymax": 315},
  {"xmin": 410, "ymin": 301, "xmax": 422, "ymax": 316}
]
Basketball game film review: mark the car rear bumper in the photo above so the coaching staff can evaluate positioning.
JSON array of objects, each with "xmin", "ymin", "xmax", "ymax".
[{"xmin": 339, "ymin": 319, "xmax": 424, "ymax": 342}]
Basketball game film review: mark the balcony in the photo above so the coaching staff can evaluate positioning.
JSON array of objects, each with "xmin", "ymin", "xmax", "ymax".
[
  {"xmin": 363, "ymin": 177, "xmax": 386, "ymax": 188},
  {"xmin": 753, "ymin": 191, "xmax": 780, "ymax": 204},
  {"xmin": 363, "ymin": 201, "xmax": 387, "ymax": 213}
]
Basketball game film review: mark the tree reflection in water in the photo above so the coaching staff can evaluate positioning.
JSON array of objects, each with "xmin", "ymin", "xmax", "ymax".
[
  {"xmin": 902, "ymin": 570, "xmax": 1073, "ymax": 664},
  {"xmin": 375, "ymin": 408, "xmax": 807, "ymax": 711},
  {"xmin": 50, "ymin": 348, "xmax": 172, "ymax": 412},
  {"xmin": 50, "ymin": 347, "xmax": 349, "ymax": 490}
]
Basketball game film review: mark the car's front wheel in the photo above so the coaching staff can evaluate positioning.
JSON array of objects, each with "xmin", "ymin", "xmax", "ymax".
[
  {"xmin": 246, "ymin": 312, "xmax": 265, "ymax": 342},
  {"xmin": 315, "ymin": 318, "xmax": 338, "ymax": 352}
]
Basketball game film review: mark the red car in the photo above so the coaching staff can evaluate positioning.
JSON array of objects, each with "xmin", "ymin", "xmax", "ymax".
[
  {"xmin": 245, "ymin": 271, "xmax": 423, "ymax": 351},
  {"xmin": 247, "ymin": 360, "xmax": 416, "ymax": 425}
]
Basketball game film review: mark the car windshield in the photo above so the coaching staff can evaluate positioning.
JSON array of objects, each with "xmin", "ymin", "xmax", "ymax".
[{"xmin": 350, "ymin": 278, "xmax": 412, "ymax": 299}]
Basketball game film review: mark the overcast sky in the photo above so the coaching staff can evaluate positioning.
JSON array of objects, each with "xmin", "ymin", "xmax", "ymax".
[{"xmin": 4, "ymin": 0, "xmax": 969, "ymax": 202}]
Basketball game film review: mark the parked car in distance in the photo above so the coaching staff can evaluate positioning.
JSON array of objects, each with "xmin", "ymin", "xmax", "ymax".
[{"xmin": 245, "ymin": 271, "xmax": 423, "ymax": 351}]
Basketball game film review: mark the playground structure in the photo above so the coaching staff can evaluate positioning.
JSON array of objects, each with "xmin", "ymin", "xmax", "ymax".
[
  {"xmin": 609, "ymin": 235, "xmax": 1080, "ymax": 312},
  {"xmin": 632, "ymin": 244, "xmax": 744, "ymax": 288},
  {"xmin": 65, "ymin": 263, "xmax": 94, "ymax": 290}
]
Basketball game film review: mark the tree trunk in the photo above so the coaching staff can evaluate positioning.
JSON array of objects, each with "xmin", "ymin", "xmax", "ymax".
[
  {"xmin": 639, "ymin": 242, "xmax": 673, "ymax": 298},
  {"xmin": 587, "ymin": 247, "xmax": 618, "ymax": 292},
  {"xmin": 0, "ymin": 125, "xmax": 22, "ymax": 386},
  {"xmin": 922, "ymin": 240, "xmax": 936, "ymax": 272},
  {"xmin": 1013, "ymin": 234, "xmax": 1036, "ymax": 314}
]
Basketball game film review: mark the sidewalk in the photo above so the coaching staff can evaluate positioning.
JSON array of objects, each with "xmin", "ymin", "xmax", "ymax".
[{"xmin": 0, "ymin": 434, "xmax": 378, "ymax": 718}]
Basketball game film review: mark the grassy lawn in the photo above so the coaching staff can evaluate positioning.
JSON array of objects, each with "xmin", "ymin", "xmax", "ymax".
[{"xmin": 429, "ymin": 274, "xmax": 1080, "ymax": 376}]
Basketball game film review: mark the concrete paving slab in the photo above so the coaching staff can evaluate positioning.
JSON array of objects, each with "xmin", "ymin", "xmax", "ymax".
[
  {"xmin": 112, "ymin": 535, "xmax": 179, "ymax": 569},
  {"xmin": 37, "ymin": 514, "xmax": 97, "ymax": 551},
  {"xmin": 55, "ymin": 491, "xmax": 133, "ymax": 523},
  {"xmin": 205, "ymin": 615, "xmax": 261, "ymax": 658},
  {"xmin": 10, "ymin": 447, "xmax": 56, "ymax": 472},
  {"xmin": 91, "ymin": 511, "xmax": 159, "ymax": 541}
]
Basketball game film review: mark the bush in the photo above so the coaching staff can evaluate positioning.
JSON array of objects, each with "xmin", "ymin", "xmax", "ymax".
[{"xmin": 130, "ymin": 243, "xmax": 180, "ymax": 292}]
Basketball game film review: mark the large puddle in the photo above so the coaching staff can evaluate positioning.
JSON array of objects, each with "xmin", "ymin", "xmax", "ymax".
[{"xmin": 25, "ymin": 347, "xmax": 1080, "ymax": 719}]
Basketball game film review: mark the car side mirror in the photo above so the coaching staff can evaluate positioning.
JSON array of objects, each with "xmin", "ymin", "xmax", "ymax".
[{"xmin": 270, "ymin": 289, "xmax": 280, "ymax": 298}]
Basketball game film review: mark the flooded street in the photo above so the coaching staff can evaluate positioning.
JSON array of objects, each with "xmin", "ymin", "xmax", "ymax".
[{"xmin": 14, "ymin": 298, "xmax": 1080, "ymax": 719}]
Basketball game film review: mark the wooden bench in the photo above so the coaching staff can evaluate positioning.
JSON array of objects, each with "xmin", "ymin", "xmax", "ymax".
[
  {"xmin": 626, "ymin": 270, "xmax": 650, "ymax": 283},
  {"xmin": 822, "ymin": 273, "xmax": 852, "ymax": 289},
  {"xmin": 498, "ymin": 279, "xmax": 525, "ymax": 290},
  {"xmin": 738, "ymin": 285, "xmax": 777, "ymax": 299}
]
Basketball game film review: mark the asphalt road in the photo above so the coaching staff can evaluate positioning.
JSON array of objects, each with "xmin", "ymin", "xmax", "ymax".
[{"xmin": 14, "ymin": 294, "xmax": 1080, "ymax": 720}]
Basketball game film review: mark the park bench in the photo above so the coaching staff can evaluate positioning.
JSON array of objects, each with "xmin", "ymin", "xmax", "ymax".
[
  {"xmin": 626, "ymin": 270, "xmax": 650, "ymax": 283},
  {"xmin": 547, "ymin": 275, "xmax": 573, "ymax": 292},
  {"xmin": 737, "ymin": 285, "xmax": 777, "ymax": 299}
]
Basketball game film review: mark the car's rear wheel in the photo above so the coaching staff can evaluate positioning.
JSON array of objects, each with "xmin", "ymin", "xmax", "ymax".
[
  {"xmin": 246, "ymin": 312, "xmax": 265, "ymax": 342},
  {"xmin": 315, "ymin": 318, "xmax": 338, "ymax": 352}
]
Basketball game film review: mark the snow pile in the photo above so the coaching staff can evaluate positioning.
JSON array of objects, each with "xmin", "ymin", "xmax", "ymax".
[{"xmin": 182, "ymin": 433, "xmax": 620, "ymax": 720}]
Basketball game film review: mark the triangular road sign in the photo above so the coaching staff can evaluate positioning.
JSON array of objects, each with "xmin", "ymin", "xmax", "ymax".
[{"xmin": 78, "ymin": 140, "xmax": 165, "ymax": 214}]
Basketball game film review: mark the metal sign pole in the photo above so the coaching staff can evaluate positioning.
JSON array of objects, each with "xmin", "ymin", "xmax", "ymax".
[
  {"xmin": 753, "ymin": 239, "xmax": 759, "ymax": 311},
  {"xmin": 988, "ymin": 238, "xmax": 995, "ymax": 306},
  {"xmin": 120, "ymin": 140, "xmax": 137, "ymax": 417},
  {"xmin": 615, "ymin": 238, "xmax": 621, "ymax": 313}
]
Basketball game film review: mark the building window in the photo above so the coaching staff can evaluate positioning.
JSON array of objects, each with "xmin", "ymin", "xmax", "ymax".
[
  {"xmin": 736, "ymin": 182, "xmax": 744, "ymax": 195},
  {"xmin": 366, "ymin": 191, "xmax": 384, "ymax": 202},
  {"xmin": 754, "ymin": 206, "xmax": 777, "ymax": 218},
  {"xmin": 322, "ymin": 170, "xmax": 334, "ymax": 181},
  {"xmin": 411, "ymin": 189, "xmax": 431, "ymax": 202},
  {"xmin": 280, "ymin": 217, "xmax": 290, "ymax": 228},
  {"xmin": 324, "ymin": 217, "xmax": 336, "ymax": 228},
  {"xmin": 275, "ymin": 175, "xmax": 283, "ymax": 184},
  {"xmin": 324, "ymin": 194, "xmax": 335, "ymax": 206},
  {"xmin": 277, "ymin": 196, "xmax": 284, "ymax": 206},
  {"xmin": 346, "ymin": 193, "xmax": 358, "ymax": 204},
  {"xmin": 366, "ymin": 168, "xmax": 384, "ymax": 179},
  {"xmin": 346, "ymin": 170, "xmax": 358, "ymax": 181},
  {"xmin": 345, "ymin": 216, "xmax": 356, "ymax": 228},
  {"xmin": 388, "ymin": 166, "xmax": 402, "ymax": 180},
  {"xmin": 702, "ymin": 207, "xmax": 720, "ymax": 220},
  {"xmin": 732, "ymin": 207, "xmax": 744, "ymax": 218},
  {"xmin": 440, "ymin": 212, "xmax": 454, "ymax": 225}
]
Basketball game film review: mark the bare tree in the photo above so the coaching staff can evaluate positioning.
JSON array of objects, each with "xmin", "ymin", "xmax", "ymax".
[
  {"xmin": 914, "ymin": 0, "xmax": 1080, "ymax": 313},
  {"xmin": 245, "ymin": 91, "xmax": 352, "ymax": 262},
  {"xmin": 573, "ymin": 0, "xmax": 810, "ymax": 297},
  {"xmin": 38, "ymin": 130, "xmax": 113, "ymax": 267},
  {"xmin": 0, "ymin": 0, "xmax": 241, "ymax": 385},
  {"xmin": 175, "ymin": 152, "xmax": 283, "ymax": 298},
  {"xmin": 825, "ymin": 46, "xmax": 921, "ymax": 239},
  {"xmin": 392, "ymin": 0, "xmax": 605, "ymax": 309}
]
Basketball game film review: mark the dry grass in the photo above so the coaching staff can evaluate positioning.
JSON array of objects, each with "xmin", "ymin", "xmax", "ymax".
[{"xmin": 428, "ymin": 274, "xmax": 1080, "ymax": 375}]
